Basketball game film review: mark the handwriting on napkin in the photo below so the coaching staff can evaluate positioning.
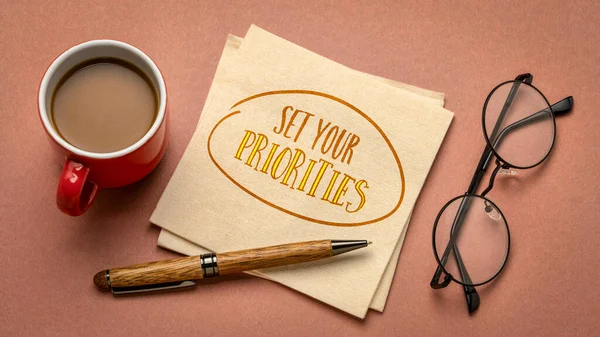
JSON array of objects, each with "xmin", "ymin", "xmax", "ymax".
[{"xmin": 209, "ymin": 90, "xmax": 404, "ymax": 226}]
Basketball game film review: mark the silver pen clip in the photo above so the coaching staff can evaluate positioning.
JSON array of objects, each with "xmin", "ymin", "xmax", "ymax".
[{"xmin": 111, "ymin": 280, "xmax": 197, "ymax": 295}]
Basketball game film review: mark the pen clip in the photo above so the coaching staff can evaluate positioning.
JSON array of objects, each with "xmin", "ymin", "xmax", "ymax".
[{"xmin": 111, "ymin": 280, "xmax": 197, "ymax": 295}]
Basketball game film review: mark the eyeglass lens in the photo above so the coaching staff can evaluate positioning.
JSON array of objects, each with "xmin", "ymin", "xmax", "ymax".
[
  {"xmin": 483, "ymin": 82, "xmax": 554, "ymax": 168},
  {"xmin": 433, "ymin": 195, "xmax": 509, "ymax": 285}
]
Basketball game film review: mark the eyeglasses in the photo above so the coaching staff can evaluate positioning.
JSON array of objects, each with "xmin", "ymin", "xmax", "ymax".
[{"xmin": 429, "ymin": 73, "xmax": 574, "ymax": 313}]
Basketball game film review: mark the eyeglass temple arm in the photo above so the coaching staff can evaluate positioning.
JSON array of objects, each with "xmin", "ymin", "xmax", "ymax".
[
  {"xmin": 480, "ymin": 96, "xmax": 574, "ymax": 171},
  {"xmin": 550, "ymin": 96, "xmax": 575, "ymax": 116},
  {"xmin": 430, "ymin": 76, "xmax": 526, "ymax": 273},
  {"xmin": 486, "ymin": 74, "xmax": 531, "ymax": 151},
  {"xmin": 450, "ymin": 208, "xmax": 480, "ymax": 313},
  {"xmin": 429, "ymin": 194, "xmax": 480, "ymax": 310},
  {"xmin": 464, "ymin": 74, "xmax": 532, "ymax": 193},
  {"xmin": 454, "ymin": 245, "xmax": 480, "ymax": 312}
]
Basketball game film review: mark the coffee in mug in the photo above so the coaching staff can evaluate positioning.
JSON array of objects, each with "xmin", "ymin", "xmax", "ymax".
[{"xmin": 51, "ymin": 58, "xmax": 158, "ymax": 153}]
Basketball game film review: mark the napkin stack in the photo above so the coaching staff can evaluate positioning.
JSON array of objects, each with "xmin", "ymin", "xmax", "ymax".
[{"xmin": 151, "ymin": 25, "xmax": 453, "ymax": 318}]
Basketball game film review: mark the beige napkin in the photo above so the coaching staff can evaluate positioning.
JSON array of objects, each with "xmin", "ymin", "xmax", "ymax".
[
  {"xmin": 151, "ymin": 25, "xmax": 453, "ymax": 318},
  {"xmin": 157, "ymin": 35, "xmax": 442, "ymax": 312},
  {"xmin": 159, "ymin": 34, "xmax": 440, "ymax": 311}
]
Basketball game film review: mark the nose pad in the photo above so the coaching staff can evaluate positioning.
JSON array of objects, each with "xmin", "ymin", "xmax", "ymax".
[
  {"xmin": 484, "ymin": 200, "xmax": 502, "ymax": 220},
  {"xmin": 498, "ymin": 167, "xmax": 517, "ymax": 175}
]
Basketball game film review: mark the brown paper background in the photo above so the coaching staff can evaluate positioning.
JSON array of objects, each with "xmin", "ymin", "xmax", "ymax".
[{"xmin": 1, "ymin": 0, "xmax": 599, "ymax": 335}]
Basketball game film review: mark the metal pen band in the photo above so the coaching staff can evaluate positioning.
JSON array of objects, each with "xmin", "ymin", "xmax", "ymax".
[{"xmin": 200, "ymin": 253, "xmax": 219, "ymax": 278}]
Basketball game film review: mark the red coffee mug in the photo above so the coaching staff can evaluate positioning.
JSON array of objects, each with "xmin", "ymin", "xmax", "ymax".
[{"xmin": 38, "ymin": 40, "xmax": 168, "ymax": 216}]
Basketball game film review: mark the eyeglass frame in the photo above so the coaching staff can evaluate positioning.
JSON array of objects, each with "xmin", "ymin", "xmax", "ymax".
[{"xmin": 429, "ymin": 73, "xmax": 574, "ymax": 313}]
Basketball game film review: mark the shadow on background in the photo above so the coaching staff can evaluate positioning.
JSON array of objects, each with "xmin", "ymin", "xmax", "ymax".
[{"xmin": 65, "ymin": 147, "xmax": 175, "ymax": 254}]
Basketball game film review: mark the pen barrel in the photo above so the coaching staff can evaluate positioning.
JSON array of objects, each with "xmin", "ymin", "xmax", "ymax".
[
  {"xmin": 216, "ymin": 240, "xmax": 332, "ymax": 275},
  {"xmin": 109, "ymin": 256, "xmax": 203, "ymax": 288}
]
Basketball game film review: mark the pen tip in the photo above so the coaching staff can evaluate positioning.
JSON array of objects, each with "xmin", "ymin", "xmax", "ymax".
[{"xmin": 368, "ymin": 241, "xmax": 373, "ymax": 245}]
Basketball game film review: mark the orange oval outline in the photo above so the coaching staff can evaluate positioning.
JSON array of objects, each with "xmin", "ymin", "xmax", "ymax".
[{"xmin": 207, "ymin": 90, "xmax": 405, "ymax": 227}]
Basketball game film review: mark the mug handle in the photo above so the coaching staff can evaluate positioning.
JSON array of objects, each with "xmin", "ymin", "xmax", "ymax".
[{"xmin": 57, "ymin": 159, "xmax": 99, "ymax": 216}]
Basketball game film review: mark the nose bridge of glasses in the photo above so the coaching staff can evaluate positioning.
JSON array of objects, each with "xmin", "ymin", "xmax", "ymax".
[{"xmin": 480, "ymin": 161, "xmax": 504, "ymax": 197}]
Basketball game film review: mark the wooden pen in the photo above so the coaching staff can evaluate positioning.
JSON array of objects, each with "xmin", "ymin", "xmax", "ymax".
[{"xmin": 93, "ymin": 240, "xmax": 370, "ymax": 294}]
